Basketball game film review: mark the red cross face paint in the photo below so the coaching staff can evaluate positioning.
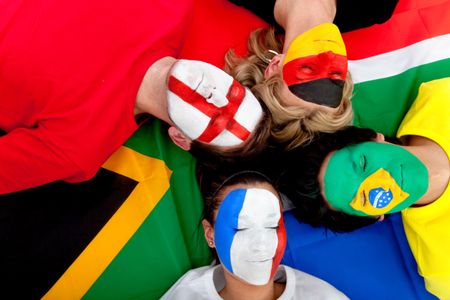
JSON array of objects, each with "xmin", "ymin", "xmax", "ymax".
[
  {"xmin": 282, "ymin": 23, "xmax": 348, "ymax": 108},
  {"xmin": 167, "ymin": 60, "xmax": 263, "ymax": 147}
]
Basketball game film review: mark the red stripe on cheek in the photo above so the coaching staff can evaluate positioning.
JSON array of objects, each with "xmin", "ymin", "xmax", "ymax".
[
  {"xmin": 271, "ymin": 209, "xmax": 287, "ymax": 279},
  {"xmin": 283, "ymin": 52, "xmax": 348, "ymax": 86}
]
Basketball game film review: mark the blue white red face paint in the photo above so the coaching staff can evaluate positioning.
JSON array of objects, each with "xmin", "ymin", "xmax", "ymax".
[
  {"xmin": 167, "ymin": 60, "xmax": 263, "ymax": 147},
  {"xmin": 214, "ymin": 188, "xmax": 287, "ymax": 285}
]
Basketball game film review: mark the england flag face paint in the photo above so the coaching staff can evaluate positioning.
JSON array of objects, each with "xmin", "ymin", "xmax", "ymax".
[
  {"xmin": 214, "ymin": 188, "xmax": 287, "ymax": 285},
  {"xmin": 166, "ymin": 60, "xmax": 263, "ymax": 147}
]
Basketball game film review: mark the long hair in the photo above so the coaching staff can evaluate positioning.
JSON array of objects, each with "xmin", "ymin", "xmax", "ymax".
[{"xmin": 225, "ymin": 27, "xmax": 354, "ymax": 150}]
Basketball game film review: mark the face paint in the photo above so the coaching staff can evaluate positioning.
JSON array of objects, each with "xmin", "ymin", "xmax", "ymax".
[
  {"xmin": 214, "ymin": 188, "xmax": 286, "ymax": 285},
  {"xmin": 323, "ymin": 142, "xmax": 429, "ymax": 216},
  {"xmin": 167, "ymin": 60, "xmax": 263, "ymax": 147},
  {"xmin": 282, "ymin": 23, "xmax": 347, "ymax": 108}
]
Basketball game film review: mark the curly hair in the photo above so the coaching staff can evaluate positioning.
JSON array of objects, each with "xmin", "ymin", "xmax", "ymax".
[{"xmin": 225, "ymin": 27, "xmax": 354, "ymax": 150}]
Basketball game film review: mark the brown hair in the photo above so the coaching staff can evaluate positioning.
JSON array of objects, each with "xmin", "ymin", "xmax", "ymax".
[{"xmin": 189, "ymin": 100, "xmax": 273, "ymax": 167}]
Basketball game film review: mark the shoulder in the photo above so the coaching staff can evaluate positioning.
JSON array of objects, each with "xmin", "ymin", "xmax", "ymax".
[
  {"xmin": 160, "ymin": 265, "xmax": 221, "ymax": 300},
  {"xmin": 284, "ymin": 265, "xmax": 349, "ymax": 300}
]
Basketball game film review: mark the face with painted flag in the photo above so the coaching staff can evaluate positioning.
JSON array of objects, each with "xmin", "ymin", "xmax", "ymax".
[
  {"xmin": 214, "ymin": 187, "xmax": 287, "ymax": 285},
  {"xmin": 166, "ymin": 60, "xmax": 263, "ymax": 148},
  {"xmin": 319, "ymin": 142, "xmax": 429, "ymax": 217},
  {"xmin": 282, "ymin": 23, "xmax": 347, "ymax": 109}
]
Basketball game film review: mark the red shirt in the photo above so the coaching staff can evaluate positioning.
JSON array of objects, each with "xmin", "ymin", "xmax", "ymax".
[{"xmin": 0, "ymin": 0, "xmax": 193, "ymax": 193}]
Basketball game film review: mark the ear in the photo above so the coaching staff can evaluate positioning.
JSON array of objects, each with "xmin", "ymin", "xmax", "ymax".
[
  {"xmin": 168, "ymin": 126, "xmax": 192, "ymax": 151},
  {"xmin": 374, "ymin": 132, "xmax": 385, "ymax": 142},
  {"xmin": 202, "ymin": 219, "xmax": 215, "ymax": 248},
  {"xmin": 264, "ymin": 54, "xmax": 283, "ymax": 79}
]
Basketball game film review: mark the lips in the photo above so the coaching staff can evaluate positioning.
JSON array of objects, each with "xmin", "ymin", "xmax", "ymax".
[{"xmin": 247, "ymin": 258, "xmax": 272, "ymax": 263}]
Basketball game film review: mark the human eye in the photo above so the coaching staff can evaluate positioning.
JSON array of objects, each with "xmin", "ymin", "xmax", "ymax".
[
  {"xmin": 300, "ymin": 65, "xmax": 313, "ymax": 74},
  {"xmin": 235, "ymin": 227, "xmax": 248, "ymax": 232},
  {"xmin": 329, "ymin": 71, "xmax": 343, "ymax": 80},
  {"xmin": 359, "ymin": 155, "xmax": 367, "ymax": 171}
]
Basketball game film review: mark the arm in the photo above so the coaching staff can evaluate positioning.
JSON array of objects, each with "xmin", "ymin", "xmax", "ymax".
[
  {"xmin": 0, "ymin": 127, "xmax": 84, "ymax": 194},
  {"xmin": 274, "ymin": 0, "xmax": 336, "ymax": 52}
]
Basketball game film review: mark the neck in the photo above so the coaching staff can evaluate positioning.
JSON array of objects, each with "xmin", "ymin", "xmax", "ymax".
[
  {"xmin": 135, "ymin": 56, "xmax": 176, "ymax": 124},
  {"xmin": 404, "ymin": 136, "xmax": 450, "ymax": 205},
  {"xmin": 275, "ymin": 0, "xmax": 336, "ymax": 52},
  {"xmin": 219, "ymin": 269, "xmax": 284, "ymax": 300}
]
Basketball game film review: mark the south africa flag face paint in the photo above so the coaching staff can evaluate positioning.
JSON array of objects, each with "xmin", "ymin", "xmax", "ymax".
[
  {"xmin": 323, "ymin": 142, "xmax": 429, "ymax": 216},
  {"xmin": 283, "ymin": 23, "xmax": 347, "ymax": 108},
  {"xmin": 214, "ymin": 188, "xmax": 286, "ymax": 285}
]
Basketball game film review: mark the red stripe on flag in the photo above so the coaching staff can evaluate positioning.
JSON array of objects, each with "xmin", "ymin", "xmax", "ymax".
[{"xmin": 343, "ymin": 0, "xmax": 450, "ymax": 60}]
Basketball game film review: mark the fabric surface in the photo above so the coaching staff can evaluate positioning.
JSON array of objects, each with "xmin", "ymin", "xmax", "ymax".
[
  {"xmin": 344, "ymin": 0, "xmax": 450, "ymax": 136},
  {"xmin": 2, "ymin": 0, "xmax": 448, "ymax": 299},
  {"xmin": 282, "ymin": 211, "xmax": 437, "ymax": 300},
  {"xmin": 398, "ymin": 78, "xmax": 450, "ymax": 299},
  {"xmin": 0, "ymin": 0, "xmax": 266, "ymax": 298},
  {"xmin": 161, "ymin": 264, "xmax": 349, "ymax": 300},
  {"xmin": 0, "ymin": 0, "xmax": 193, "ymax": 193}
]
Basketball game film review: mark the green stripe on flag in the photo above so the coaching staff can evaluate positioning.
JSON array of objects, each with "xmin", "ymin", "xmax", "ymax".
[
  {"xmin": 352, "ymin": 58, "xmax": 450, "ymax": 135},
  {"xmin": 81, "ymin": 119, "xmax": 212, "ymax": 299}
]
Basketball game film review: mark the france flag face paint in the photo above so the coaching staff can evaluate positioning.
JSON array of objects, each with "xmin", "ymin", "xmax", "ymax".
[{"xmin": 214, "ymin": 188, "xmax": 286, "ymax": 285}]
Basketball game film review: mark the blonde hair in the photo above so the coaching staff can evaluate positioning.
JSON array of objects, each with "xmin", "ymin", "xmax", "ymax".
[{"xmin": 225, "ymin": 27, "xmax": 354, "ymax": 150}]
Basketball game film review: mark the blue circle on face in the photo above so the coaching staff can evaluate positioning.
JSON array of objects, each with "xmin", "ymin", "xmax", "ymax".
[{"xmin": 368, "ymin": 188, "xmax": 393, "ymax": 209}]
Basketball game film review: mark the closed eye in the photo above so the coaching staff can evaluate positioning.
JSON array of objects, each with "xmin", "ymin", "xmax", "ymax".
[
  {"xmin": 329, "ymin": 72, "xmax": 343, "ymax": 80},
  {"xmin": 360, "ymin": 155, "xmax": 367, "ymax": 171},
  {"xmin": 300, "ymin": 65, "xmax": 313, "ymax": 74}
]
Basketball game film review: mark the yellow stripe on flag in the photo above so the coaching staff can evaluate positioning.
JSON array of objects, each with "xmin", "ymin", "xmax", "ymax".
[{"xmin": 43, "ymin": 146, "xmax": 172, "ymax": 300}]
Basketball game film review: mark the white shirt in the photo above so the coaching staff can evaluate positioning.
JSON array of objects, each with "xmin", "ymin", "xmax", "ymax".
[{"xmin": 161, "ymin": 264, "xmax": 349, "ymax": 299}]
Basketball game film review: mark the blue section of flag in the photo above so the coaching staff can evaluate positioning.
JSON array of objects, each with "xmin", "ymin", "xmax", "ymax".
[{"xmin": 368, "ymin": 188, "xmax": 393, "ymax": 209}]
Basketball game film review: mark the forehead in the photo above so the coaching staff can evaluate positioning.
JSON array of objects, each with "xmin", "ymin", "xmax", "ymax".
[
  {"xmin": 238, "ymin": 188, "xmax": 280, "ymax": 217},
  {"xmin": 171, "ymin": 59, "xmax": 233, "ymax": 87},
  {"xmin": 217, "ymin": 184, "xmax": 280, "ymax": 218}
]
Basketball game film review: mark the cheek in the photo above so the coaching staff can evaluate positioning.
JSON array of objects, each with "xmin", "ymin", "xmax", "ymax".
[{"xmin": 230, "ymin": 232, "xmax": 251, "ymax": 257}]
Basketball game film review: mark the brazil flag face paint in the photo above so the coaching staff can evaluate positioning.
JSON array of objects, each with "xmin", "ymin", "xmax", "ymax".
[
  {"xmin": 282, "ymin": 23, "xmax": 347, "ymax": 108},
  {"xmin": 323, "ymin": 142, "xmax": 429, "ymax": 216}
]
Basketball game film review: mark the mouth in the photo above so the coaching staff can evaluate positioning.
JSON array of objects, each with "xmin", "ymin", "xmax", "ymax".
[{"xmin": 247, "ymin": 258, "xmax": 272, "ymax": 263}]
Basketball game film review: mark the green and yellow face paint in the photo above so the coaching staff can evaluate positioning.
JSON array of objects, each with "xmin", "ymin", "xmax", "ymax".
[
  {"xmin": 323, "ymin": 142, "xmax": 429, "ymax": 217},
  {"xmin": 283, "ymin": 23, "xmax": 347, "ymax": 108}
]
